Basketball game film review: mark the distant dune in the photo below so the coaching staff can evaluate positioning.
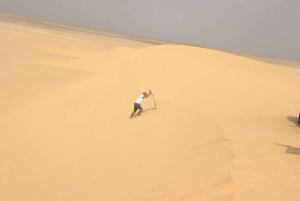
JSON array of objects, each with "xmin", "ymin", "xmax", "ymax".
[{"xmin": 1, "ymin": 14, "xmax": 300, "ymax": 201}]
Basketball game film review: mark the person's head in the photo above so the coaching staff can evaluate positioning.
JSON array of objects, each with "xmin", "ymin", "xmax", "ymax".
[{"xmin": 143, "ymin": 92, "xmax": 147, "ymax": 96}]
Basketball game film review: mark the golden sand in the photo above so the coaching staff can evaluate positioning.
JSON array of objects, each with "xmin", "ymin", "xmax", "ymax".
[{"xmin": 1, "ymin": 14, "xmax": 300, "ymax": 201}]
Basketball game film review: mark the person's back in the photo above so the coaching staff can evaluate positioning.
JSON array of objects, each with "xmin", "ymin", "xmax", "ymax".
[{"xmin": 135, "ymin": 94, "xmax": 145, "ymax": 104}]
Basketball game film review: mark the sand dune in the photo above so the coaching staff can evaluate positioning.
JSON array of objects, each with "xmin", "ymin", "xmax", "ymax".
[{"xmin": 1, "ymin": 14, "xmax": 300, "ymax": 201}]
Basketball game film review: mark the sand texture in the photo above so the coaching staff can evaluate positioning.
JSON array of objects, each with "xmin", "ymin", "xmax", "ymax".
[{"xmin": 1, "ymin": 14, "xmax": 300, "ymax": 201}]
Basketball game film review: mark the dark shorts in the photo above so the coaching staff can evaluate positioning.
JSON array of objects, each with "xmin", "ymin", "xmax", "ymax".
[{"xmin": 134, "ymin": 103, "xmax": 142, "ymax": 111}]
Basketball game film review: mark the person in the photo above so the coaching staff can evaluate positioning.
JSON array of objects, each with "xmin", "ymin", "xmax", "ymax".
[{"xmin": 130, "ymin": 89, "xmax": 152, "ymax": 118}]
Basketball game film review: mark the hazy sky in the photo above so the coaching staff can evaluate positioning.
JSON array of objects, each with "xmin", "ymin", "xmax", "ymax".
[{"xmin": 1, "ymin": 0, "xmax": 299, "ymax": 60}]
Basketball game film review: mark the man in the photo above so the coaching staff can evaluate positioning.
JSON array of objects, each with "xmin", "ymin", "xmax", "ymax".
[{"xmin": 130, "ymin": 89, "xmax": 152, "ymax": 118}]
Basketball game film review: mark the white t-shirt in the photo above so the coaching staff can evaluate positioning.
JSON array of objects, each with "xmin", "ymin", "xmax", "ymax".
[{"xmin": 135, "ymin": 94, "xmax": 145, "ymax": 104}]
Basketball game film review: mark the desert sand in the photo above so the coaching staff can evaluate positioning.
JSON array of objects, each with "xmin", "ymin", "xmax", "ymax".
[{"xmin": 1, "ymin": 13, "xmax": 300, "ymax": 201}]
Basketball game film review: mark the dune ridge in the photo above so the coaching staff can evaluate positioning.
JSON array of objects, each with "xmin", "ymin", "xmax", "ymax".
[{"xmin": 1, "ymin": 14, "xmax": 300, "ymax": 201}]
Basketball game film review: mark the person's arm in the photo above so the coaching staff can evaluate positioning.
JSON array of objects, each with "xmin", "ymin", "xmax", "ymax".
[{"xmin": 144, "ymin": 90, "xmax": 152, "ymax": 98}]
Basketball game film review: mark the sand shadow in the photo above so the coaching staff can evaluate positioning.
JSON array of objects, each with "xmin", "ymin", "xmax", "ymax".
[
  {"xmin": 274, "ymin": 144, "xmax": 300, "ymax": 156},
  {"xmin": 286, "ymin": 116, "xmax": 300, "ymax": 128},
  {"xmin": 134, "ymin": 108, "xmax": 156, "ymax": 117},
  {"xmin": 144, "ymin": 108, "xmax": 156, "ymax": 112},
  {"xmin": 140, "ymin": 108, "xmax": 156, "ymax": 115}
]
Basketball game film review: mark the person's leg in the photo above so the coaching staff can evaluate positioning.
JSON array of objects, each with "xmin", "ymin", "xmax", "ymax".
[
  {"xmin": 130, "ymin": 103, "xmax": 138, "ymax": 118},
  {"xmin": 136, "ymin": 103, "xmax": 143, "ymax": 116},
  {"xmin": 130, "ymin": 110, "xmax": 137, "ymax": 118},
  {"xmin": 137, "ymin": 109, "xmax": 143, "ymax": 116}
]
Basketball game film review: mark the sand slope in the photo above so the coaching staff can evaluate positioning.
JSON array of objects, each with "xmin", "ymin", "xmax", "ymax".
[{"xmin": 1, "ymin": 14, "xmax": 300, "ymax": 201}]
